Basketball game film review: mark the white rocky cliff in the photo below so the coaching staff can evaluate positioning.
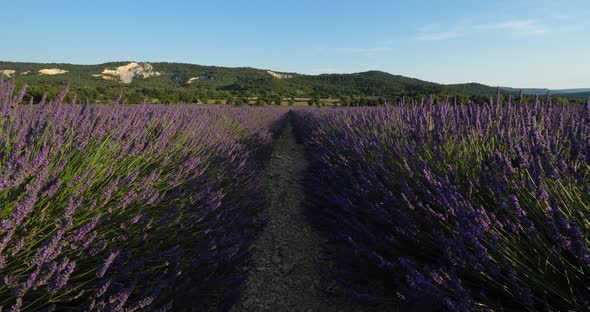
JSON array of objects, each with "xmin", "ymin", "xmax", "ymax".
[
  {"xmin": 93, "ymin": 62, "xmax": 162, "ymax": 83},
  {"xmin": 38, "ymin": 68, "xmax": 69, "ymax": 75}
]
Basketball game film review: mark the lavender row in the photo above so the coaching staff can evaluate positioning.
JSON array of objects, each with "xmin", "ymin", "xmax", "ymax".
[
  {"xmin": 292, "ymin": 97, "xmax": 590, "ymax": 311},
  {"xmin": 0, "ymin": 80, "xmax": 287, "ymax": 311}
]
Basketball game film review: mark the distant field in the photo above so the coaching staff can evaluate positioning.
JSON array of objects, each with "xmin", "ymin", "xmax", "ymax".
[{"xmin": 198, "ymin": 99, "xmax": 337, "ymax": 106}]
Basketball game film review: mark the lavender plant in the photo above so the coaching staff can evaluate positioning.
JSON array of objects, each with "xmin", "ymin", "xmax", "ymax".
[
  {"xmin": 292, "ymin": 96, "xmax": 590, "ymax": 311},
  {"xmin": 0, "ymin": 79, "xmax": 287, "ymax": 311}
]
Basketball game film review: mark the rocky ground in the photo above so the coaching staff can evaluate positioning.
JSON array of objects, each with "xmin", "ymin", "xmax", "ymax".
[{"xmin": 233, "ymin": 117, "xmax": 379, "ymax": 312}]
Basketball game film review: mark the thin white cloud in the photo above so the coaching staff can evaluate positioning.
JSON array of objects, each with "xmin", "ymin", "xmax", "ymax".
[
  {"xmin": 413, "ymin": 31, "xmax": 462, "ymax": 41},
  {"xmin": 412, "ymin": 19, "xmax": 551, "ymax": 42},
  {"xmin": 338, "ymin": 47, "xmax": 392, "ymax": 53},
  {"xmin": 549, "ymin": 12, "xmax": 570, "ymax": 20},
  {"xmin": 474, "ymin": 19, "xmax": 546, "ymax": 35}
]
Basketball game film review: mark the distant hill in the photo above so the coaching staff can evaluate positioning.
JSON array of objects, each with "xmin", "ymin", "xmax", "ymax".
[
  {"xmin": 0, "ymin": 61, "xmax": 582, "ymax": 104},
  {"xmin": 447, "ymin": 83, "xmax": 501, "ymax": 95},
  {"xmin": 553, "ymin": 88, "xmax": 590, "ymax": 94},
  {"xmin": 501, "ymin": 87, "xmax": 551, "ymax": 95},
  {"xmin": 560, "ymin": 91, "xmax": 590, "ymax": 99},
  {"xmin": 501, "ymin": 87, "xmax": 590, "ymax": 97}
]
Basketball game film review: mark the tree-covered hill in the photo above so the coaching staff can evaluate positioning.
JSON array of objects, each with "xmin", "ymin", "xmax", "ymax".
[{"xmin": 0, "ymin": 61, "xmax": 583, "ymax": 104}]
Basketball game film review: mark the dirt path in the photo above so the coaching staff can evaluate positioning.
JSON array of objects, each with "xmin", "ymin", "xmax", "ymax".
[{"xmin": 233, "ymin": 116, "xmax": 368, "ymax": 312}]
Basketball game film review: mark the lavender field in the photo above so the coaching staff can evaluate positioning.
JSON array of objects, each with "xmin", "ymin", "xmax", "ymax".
[
  {"xmin": 292, "ymin": 96, "xmax": 590, "ymax": 311},
  {"xmin": 0, "ymin": 80, "xmax": 287, "ymax": 311},
  {"xmin": 1, "ymin": 78, "xmax": 589, "ymax": 312}
]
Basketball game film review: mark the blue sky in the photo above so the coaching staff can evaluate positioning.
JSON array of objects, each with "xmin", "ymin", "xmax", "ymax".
[{"xmin": 0, "ymin": 0, "xmax": 588, "ymax": 88}]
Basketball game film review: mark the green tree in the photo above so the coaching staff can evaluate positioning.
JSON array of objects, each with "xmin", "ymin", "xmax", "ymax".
[
  {"xmin": 226, "ymin": 96, "xmax": 235, "ymax": 105},
  {"xmin": 311, "ymin": 96, "xmax": 320, "ymax": 106},
  {"xmin": 341, "ymin": 96, "xmax": 351, "ymax": 107},
  {"xmin": 273, "ymin": 96, "xmax": 282, "ymax": 105}
]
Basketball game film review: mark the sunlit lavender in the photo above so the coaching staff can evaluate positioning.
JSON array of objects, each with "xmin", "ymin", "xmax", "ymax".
[{"xmin": 0, "ymin": 79, "xmax": 287, "ymax": 311}]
